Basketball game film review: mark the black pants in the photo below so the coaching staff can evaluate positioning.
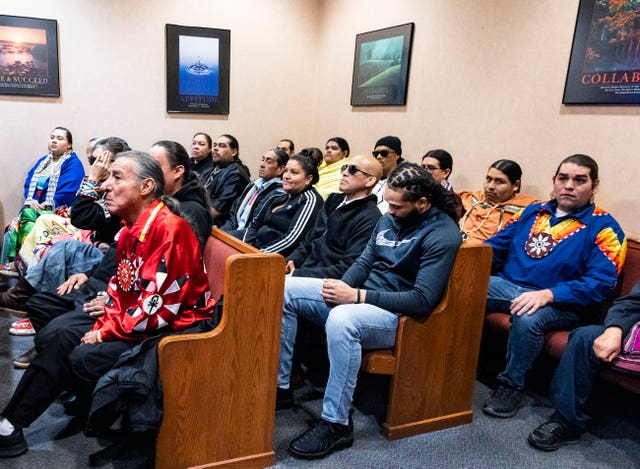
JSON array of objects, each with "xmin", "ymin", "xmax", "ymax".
[
  {"xmin": 1, "ymin": 303, "xmax": 133, "ymax": 429},
  {"xmin": 26, "ymin": 277, "xmax": 106, "ymax": 332}
]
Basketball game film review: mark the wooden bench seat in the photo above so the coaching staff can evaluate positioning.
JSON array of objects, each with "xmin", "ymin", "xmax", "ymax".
[
  {"xmin": 156, "ymin": 228, "xmax": 285, "ymax": 469},
  {"xmin": 362, "ymin": 243, "xmax": 493, "ymax": 440}
]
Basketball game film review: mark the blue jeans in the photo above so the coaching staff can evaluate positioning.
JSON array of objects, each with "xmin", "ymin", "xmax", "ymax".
[
  {"xmin": 278, "ymin": 277, "xmax": 398, "ymax": 425},
  {"xmin": 25, "ymin": 239, "xmax": 103, "ymax": 294},
  {"xmin": 487, "ymin": 275, "xmax": 581, "ymax": 389},
  {"xmin": 550, "ymin": 325, "xmax": 604, "ymax": 430}
]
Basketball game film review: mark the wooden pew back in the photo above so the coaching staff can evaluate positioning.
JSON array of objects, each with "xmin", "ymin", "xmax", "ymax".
[
  {"xmin": 156, "ymin": 228, "xmax": 285, "ymax": 468},
  {"xmin": 362, "ymin": 243, "xmax": 493, "ymax": 440}
]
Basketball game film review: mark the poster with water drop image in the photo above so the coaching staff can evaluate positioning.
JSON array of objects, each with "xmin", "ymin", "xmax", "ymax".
[
  {"xmin": 179, "ymin": 35, "xmax": 219, "ymax": 97},
  {"xmin": 166, "ymin": 24, "xmax": 230, "ymax": 114}
]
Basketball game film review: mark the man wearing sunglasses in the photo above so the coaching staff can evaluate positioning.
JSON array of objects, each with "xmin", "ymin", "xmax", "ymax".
[
  {"xmin": 371, "ymin": 136, "xmax": 403, "ymax": 214},
  {"xmin": 286, "ymin": 154, "xmax": 382, "ymax": 279},
  {"xmin": 284, "ymin": 155, "xmax": 383, "ymax": 392}
]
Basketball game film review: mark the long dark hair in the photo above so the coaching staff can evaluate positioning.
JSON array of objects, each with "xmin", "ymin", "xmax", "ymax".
[
  {"xmin": 152, "ymin": 140, "xmax": 211, "ymax": 207},
  {"xmin": 388, "ymin": 162, "xmax": 460, "ymax": 222},
  {"xmin": 218, "ymin": 133, "xmax": 250, "ymax": 177},
  {"xmin": 153, "ymin": 140, "xmax": 190, "ymax": 174},
  {"xmin": 489, "ymin": 159, "xmax": 522, "ymax": 191},
  {"xmin": 219, "ymin": 134, "xmax": 238, "ymax": 153}
]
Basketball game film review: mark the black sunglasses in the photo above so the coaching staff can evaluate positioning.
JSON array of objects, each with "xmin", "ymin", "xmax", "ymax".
[
  {"xmin": 341, "ymin": 164, "xmax": 373, "ymax": 177},
  {"xmin": 372, "ymin": 149, "xmax": 395, "ymax": 158}
]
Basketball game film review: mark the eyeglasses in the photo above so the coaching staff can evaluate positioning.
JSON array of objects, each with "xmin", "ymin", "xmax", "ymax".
[
  {"xmin": 372, "ymin": 149, "xmax": 395, "ymax": 158},
  {"xmin": 422, "ymin": 165, "xmax": 440, "ymax": 172},
  {"xmin": 342, "ymin": 164, "xmax": 373, "ymax": 177}
]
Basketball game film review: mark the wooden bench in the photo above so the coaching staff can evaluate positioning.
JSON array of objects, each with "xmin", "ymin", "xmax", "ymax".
[
  {"xmin": 361, "ymin": 243, "xmax": 493, "ymax": 440},
  {"xmin": 156, "ymin": 228, "xmax": 285, "ymax": 469},
  {"xmin": 484, "ymin": 238, "xmax": 640, "ymax": 395}
]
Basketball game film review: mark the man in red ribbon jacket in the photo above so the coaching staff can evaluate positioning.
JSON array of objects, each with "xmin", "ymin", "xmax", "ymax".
[{"xmin": 0, "ymin": 150, "xmax": 215, "ymax": 458}]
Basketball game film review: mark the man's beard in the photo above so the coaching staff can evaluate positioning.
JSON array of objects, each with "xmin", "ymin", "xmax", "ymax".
[{"xmin": 392, "ymin": 208, "xmax": 423, "ymax": 228}]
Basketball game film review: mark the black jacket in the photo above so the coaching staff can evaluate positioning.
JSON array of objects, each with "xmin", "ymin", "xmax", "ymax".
[
  {"xmin": 172, "ymin": 175, "xmax": 213, "ymax": 250},
  {"xmin": 204, "ymin": 160, "xmax": 251, "ymax": 227},
  {"xmin": 243, "ymin": 187, "xmax": 323, "ymax": 257},
  {"xmin": 87, "ymin": 316, "xmax": 220, "ymax": 434},
  {"xmin": 604, "ymin": 281, "xmax": 640, "ymax": 337},
  {"xmin": 288, "ymin": 193, "xmax": 381, "ymax": 278},
  {"xmin": 190, "ymin": 154, "xmax": 214, "ymax": 184},
  {"xmin": 70, "ymin": 193, "xmax": 122, "ymax": 245},
  {"xmin": 220, "ymin": 178, "xmax": 284, "ymax": 236}
]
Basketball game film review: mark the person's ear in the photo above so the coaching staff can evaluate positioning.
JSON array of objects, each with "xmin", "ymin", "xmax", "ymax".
[
  {"xmin": 364, "ymin": 175, "xmax": 377, "ymax": 189},
  {"xmin": 416, "ymin": 196, "xmax": 430, "ymax": 212},
  {"xmin": 140, "ymin": 178, "xmax": 155, "ymax": 196}
]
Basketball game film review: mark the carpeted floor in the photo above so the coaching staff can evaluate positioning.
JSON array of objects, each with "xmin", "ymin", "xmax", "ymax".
[{"xmin": 0, "ymin": 311, "xmax": 638, "ymax": 469}]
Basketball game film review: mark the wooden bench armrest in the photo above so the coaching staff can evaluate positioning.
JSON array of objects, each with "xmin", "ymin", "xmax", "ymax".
[
  {"xmin": 361, "ymin": 243, "xmax": 493, "ymax": 440},
  {"xmin": 155, "ymin": 230, "xmax": 285, "ymax": 468}
]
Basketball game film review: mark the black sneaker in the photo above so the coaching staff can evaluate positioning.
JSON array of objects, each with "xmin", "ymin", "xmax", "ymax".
[
  {"xmin": 276, "ymin": 387, "xmax": 294, "ymax": 410},
  {"xmin": 288, "ymin": 419, "xmax": 353, "ymax": 460},
  {"xmin": 0, "ymin": 429, "xmax": 28, "ymax": 458},
  {"xmin": 482, "ymin": 383, "xmax": 524, "ymax": 418},
  {"xmin": 528, "ymin": 412, "xmax": 581, "ymax": 451},
  {"xmin": 13, "ymin": 347, "xmax": 37, "ymax": 369}
]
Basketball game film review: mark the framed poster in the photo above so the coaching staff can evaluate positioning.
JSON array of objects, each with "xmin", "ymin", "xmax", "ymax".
[
  {"xmin": 0, "ymin": 14, "xmax": 59, "ymax": 97},
  {"xmin": 350, "ymin": 23, "xmax": 414, "ymax": 106},
  {"xmin": 564, "ymin": 0, "xmax": 640, "ymax": 104},
  {"xmin": 166, "ymin": 24, "xmax": 230, "ymax": 114}
]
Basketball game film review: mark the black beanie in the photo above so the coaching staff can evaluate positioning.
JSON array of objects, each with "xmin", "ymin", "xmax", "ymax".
[{"xmin": 374, "ymin": 136, "xmax": 402, "ymax": 156}]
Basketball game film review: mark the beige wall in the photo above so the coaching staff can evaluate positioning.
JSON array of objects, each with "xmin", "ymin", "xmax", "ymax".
[
  {"xmin": 311, "ymin": 0, "xmax": 640, "ymax": 238},
  {"xmin": 2, "ymin": 0, "xmax": 639, "ymax": 237},
  {"xmin": 0, "ymin": 0, "xmax": 320, "ymax": 226}
]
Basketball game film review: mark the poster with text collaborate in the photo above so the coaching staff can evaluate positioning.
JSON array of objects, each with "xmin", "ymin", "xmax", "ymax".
[{"xmin": 564, "ymin": 0, "xmax": 640, "ymax": 104}]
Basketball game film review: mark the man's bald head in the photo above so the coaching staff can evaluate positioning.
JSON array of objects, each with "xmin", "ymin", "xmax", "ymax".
[
  {"xmin": 338, "ymin": 154, "xmax": 382, "ymax": 200},
  {"xmin": 352, "ymin": 154, "xmax": 383, "ymax": 181}
]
